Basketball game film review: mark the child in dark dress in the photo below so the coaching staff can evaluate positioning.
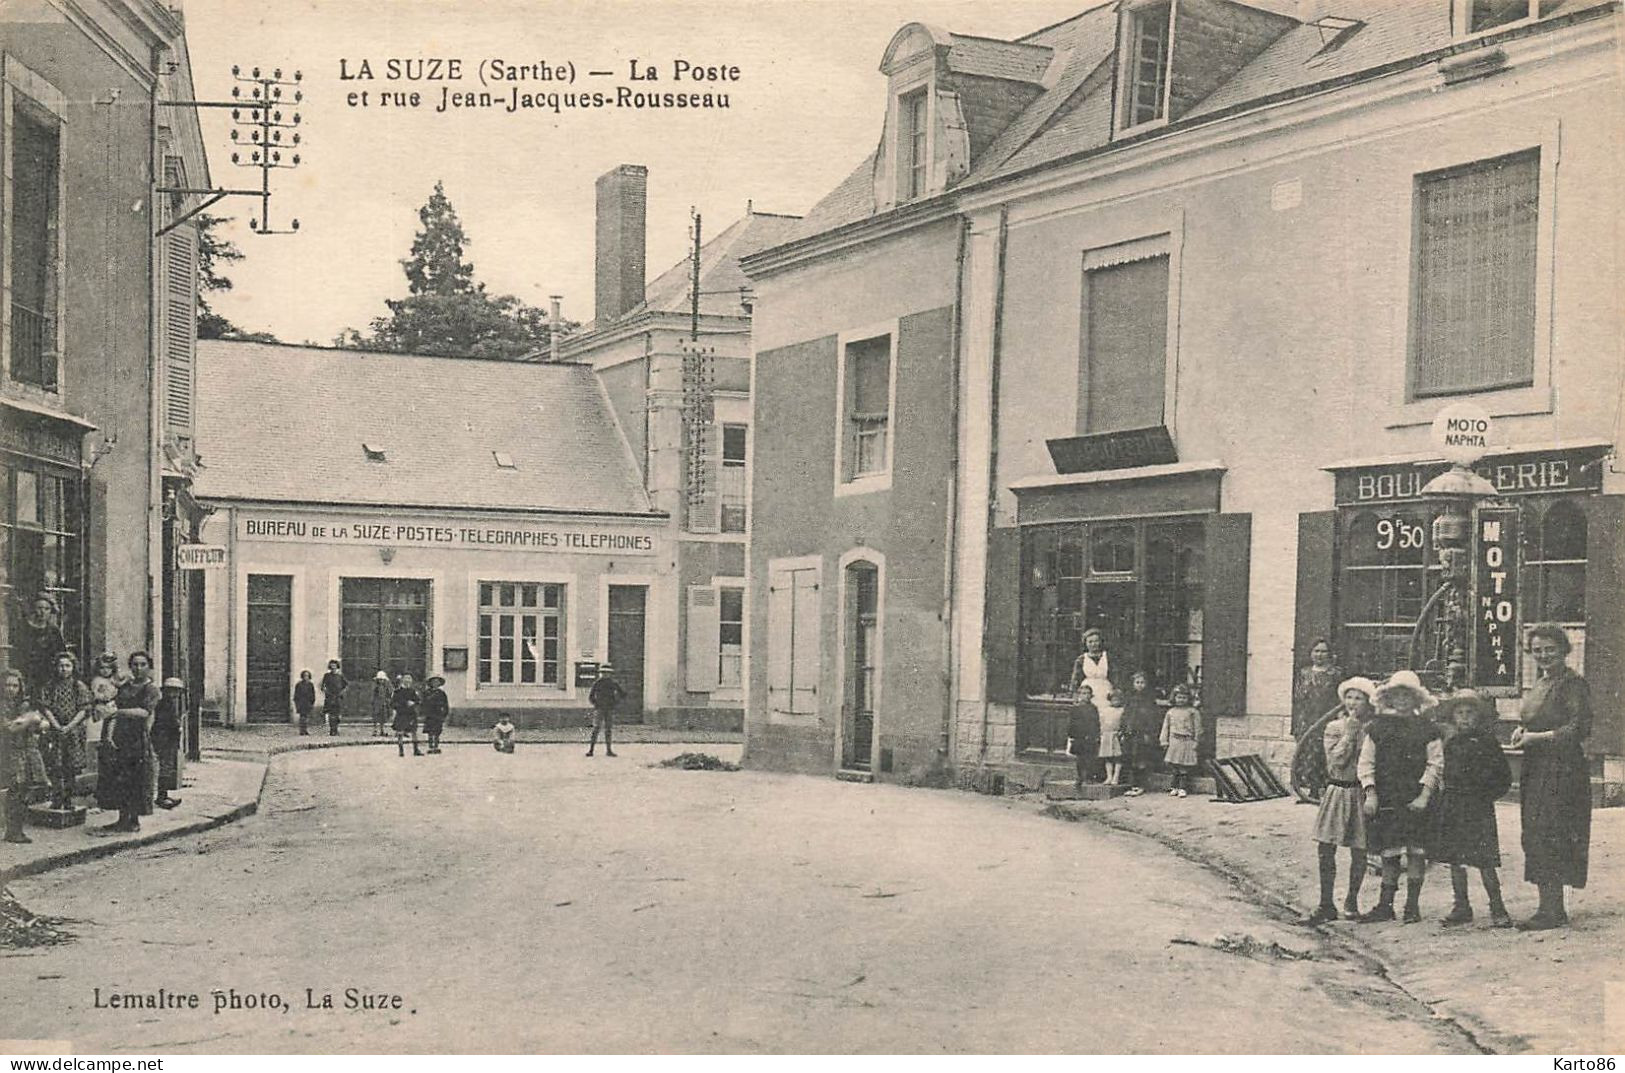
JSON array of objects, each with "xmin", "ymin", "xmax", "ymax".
[
  {"xmin": 1435, "ymin": 691, "xmax": 1514, "ymax": 927},
  {"xmin": 1121, "ymin": 670, "xmax": 1161, "ymax": 798},
  {"xmin": 1067, "ymin": 685, "xmax": 1101, "ymax": 792}
]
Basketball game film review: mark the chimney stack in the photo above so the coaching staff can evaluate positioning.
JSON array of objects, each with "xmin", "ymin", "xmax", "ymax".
[{"xmin": 594, "ymin": 164, "xmax": 648, "ymax": 325}]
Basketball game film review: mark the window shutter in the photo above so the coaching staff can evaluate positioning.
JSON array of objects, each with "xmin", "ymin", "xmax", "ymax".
[
  {"xmin": 1201, "ymin": 513, "xmax": 1253, "ymax": 754},
  {"xmin": 1081, "ymin": 254, "xmax": 1168, "ymax": 434},
  {"xmin": 687, "ymin": 422, "xmax": 721, "ymax": 533},
  {"xmin": 685, "ymin": 585, "xmax": 720, "ymax": 693},
  {"xmin": 1583, "ymin": 495, "xmax": 1624, "ymax": 757},
  {"xmin": 767, "ymin": 569, "xmax": 794, "ymax": 711},
  {"xmin": 1293, "ymin": 509, "xmax": 1338, "ymax": 676},
  {"xmin": 791, "ymin": 569, "xmax": 822, "ymax": 713},
  {"xmin": 163, "ymin": 224, "xmax": 199, "ymax": 437},
  {"xmin": 985, "ymin": 527, "xmax": 1023, "ymax": 705}
]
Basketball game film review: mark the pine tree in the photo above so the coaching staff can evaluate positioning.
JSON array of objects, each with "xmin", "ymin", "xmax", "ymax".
[
  {"xmin": 195, "ymin": 212, "xmax": 279, "ymax": 342},
  {"xmin": 339, "ymin": 182, "xmax": 570, "ymax": 360}
]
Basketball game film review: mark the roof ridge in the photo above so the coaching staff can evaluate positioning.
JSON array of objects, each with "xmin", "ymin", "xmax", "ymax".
[{"xmin": 197, "ymin": 337, "xmax": 588, "ymax": 369}]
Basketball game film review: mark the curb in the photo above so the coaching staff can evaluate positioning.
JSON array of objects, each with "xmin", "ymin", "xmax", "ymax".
[
  {"xmin": 1039, "ymin": 798, "xmax": 1506, "ymax": 1055},
  {"xmin": 0, "ymin": 762, "xmax": 270, "ymax": 885}
]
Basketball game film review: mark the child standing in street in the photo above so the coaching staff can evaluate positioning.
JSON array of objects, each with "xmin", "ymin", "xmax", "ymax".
[
  {"xmin": 293, "ymin": 670, "xmax": 316, "ymax": 736},
  {"xmin": 1097, "ymin": 686, "xmax": 1127, "ymax": 786},
  {"xmin": 3, "ymin": 670, "xmax": 51, "ymax": 844},
  {"xmin": 1121, "ymin": 670, "xmax": 1161, "ymax": 798},
  {"xmin": 1067, "ymin": 684, "xmax": 1100, "ymax": 791},
  {"xmin": 1160, "ymin": 683, "xmax": 1201, "ymax": 797},
  {"xmin": 152, "ymin": 677, "xmax": 184, "ymax": 809},
  {"xmin": 392, "ymin": 673, "xmax": 423, "ymax": 757},
  {"xmin": 492, "ymin": 714, "xmax": 516, "ymax": 753},
  {"xmin": 586, "ymin": 665, "xmax": 626, "ymax": 757},
  {"xmin": 369, "ymin": 671, "xmax": 392, "ymax": 737},
  {"xmin": 1357, "ymin": 670, "xmax": 1443, "ymax": 924},
  {"xmin": 1435, "ymin": 690, "xmax": 1514, "ymax": 928},
  {"xmin": 1301, "ymin": 676, "xmax": 1376, "ymax": 925},
  {"xmin": 320, "ymin": 660, "xmax": 347, "ymax": 737}
]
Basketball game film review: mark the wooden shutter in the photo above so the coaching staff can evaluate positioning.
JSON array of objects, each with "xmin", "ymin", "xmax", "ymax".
[
  {"xmin": 1293, "ymin": 510, "xmax": 1338, "ymax": 674},
  {"xmin": 1081, "ymin": 254, "xmax": 1168, "ymax": 434},
  {"xmin": 685, "ymin": 585, "xmax": 720, "ymax": 693},
  {"xmin": 687, "ymin": 423, "xmax": 721, "ymax": 533},
  {"xmin": 1201, "ymin": 514, "xmax": 1253, "ymax": 753},
  {"xmin": 766, "ymin": 568, "xmax": 794, "ymax": 712},
  {"xmin": 790, "ymin": 569, "xmax": 822, "ymax": 714},
  {"xmin": 1583, "ymin": 495, "xmax": 1624, "ymax": 758},
  {"xmin": 163, "ymin": 224, "xmax": 199, "ymax": 437}
]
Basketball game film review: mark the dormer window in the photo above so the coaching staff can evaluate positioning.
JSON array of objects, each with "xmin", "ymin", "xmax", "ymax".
[
  {"xmin": 1459, "ymin": 0, "xmax": 1543, "ymax": 35},
  {"xmin": 362, "ymin": 443, "xmax": 387, "ymax": 462},
  {"xmin": 1123, "ymin": 3, "xmax": 1173, "ymax": 129},
  {"xmin": 900, "ymin": 89, "xmax": 930, "ymax": 200}
]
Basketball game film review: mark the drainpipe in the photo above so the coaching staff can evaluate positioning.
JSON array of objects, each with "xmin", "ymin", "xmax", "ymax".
[
  {"xmin": 941, "ymin": 217, "xmax": 967, "ymax": 767},
  {"xmin": 146, "ymin": 46, "xmax": 165, "ymax": 658}
]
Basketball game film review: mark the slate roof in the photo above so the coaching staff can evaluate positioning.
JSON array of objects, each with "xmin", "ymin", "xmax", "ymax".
[
  {"xmin": 945, "ymin": 34, "xmax": 1054, "ymax": 82},
  {"xmin": 761, "ymin": 0, "xmax": 1617, "ymax": 253},
  {"xmin": 630, "ymin": 211, "xmax": 803, "ymax": 321},
  {"xmin": 193, "ymin": 340, "xmax": 657, "ymax": 516}
]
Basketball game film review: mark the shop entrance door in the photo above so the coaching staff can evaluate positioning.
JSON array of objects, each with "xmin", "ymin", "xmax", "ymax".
[
  {"xmin": 340, "ymin": 577, "xmax": 431, "ymax": 683},
  {"xmin": 606, "ymin": 585, "xmax": 646, "ymax": 717},
  {"xmin": 245, "ymin": 574, "xmax": 292, "ymax": 722}
]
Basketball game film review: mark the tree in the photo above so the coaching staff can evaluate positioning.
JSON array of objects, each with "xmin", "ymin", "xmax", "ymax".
[
  {"xmin": 194, "ymin": 212, "xmax": 280, "ymax": 343},
  {"xmin": 337, "ymin": 181, "xmax": 571, "ymax": 360}
]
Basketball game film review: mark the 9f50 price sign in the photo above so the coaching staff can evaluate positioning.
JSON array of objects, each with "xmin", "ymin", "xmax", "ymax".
[{"xmin": 1474, "ymin": 508, "xmax": 1520, "ymax": 686}]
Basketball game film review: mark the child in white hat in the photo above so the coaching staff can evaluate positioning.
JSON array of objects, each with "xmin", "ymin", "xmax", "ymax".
[
  {"xmin": 1301, "ymin": 676, "xmax": 1377, "ymax": 925},
  {"xmin": 1356, "ymin": 670, "xmax": 1443, "ymax": 923}
]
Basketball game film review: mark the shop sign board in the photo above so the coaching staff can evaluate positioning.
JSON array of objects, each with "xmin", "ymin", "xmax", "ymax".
[
  {"xmin": 1046, "ymin": 426, "xmax": 1178, "ymax": 475},
  {"xmin": 1334, "ymin": 447, "xmax": 1606, "ymax": 506},
  {"xmin": 237, "ymin": 513, "xmax": 659, "ymax": 555},
  {"xmin": 176, "ymin": 544, "xmax": 228, "ymax": 569},
  {"xmin": 1473, "ymin": 507, "xmax": 1520, "ymax": 687}
]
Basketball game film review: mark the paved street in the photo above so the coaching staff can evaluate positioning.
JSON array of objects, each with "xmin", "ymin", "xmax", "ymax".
[{"xmin": 7, "ymin": 745, "xmax": 1477, "ymax": 1054}]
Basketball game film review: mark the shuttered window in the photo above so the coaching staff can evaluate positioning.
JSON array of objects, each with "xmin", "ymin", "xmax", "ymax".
[
  {"xmin": 163, "ymin": 225, "xmax": 200, "ymax": 437},
  {"xmin": 767, "ymin": 562, "xmax": 820, "ymax": 716},
  {"xmin": 685, "ymin": 585, "xmax": 720, "ymax": 693},
  {"xmin": 1080, "ymin": 254, "xmax": 1168, "ymax": 434},
  {"xmin": 9, "ymin": 107, "xmax": 60, "ymax": 390},
  {"xmin": 1412, "ymin": 149, "xmax": 1538, "ymax": 398}
]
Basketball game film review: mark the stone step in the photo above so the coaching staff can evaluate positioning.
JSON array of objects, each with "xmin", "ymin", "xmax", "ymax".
[
  {"xmin": 835, "ymin": 768, "xmax": 874, "ymax": 784},
  {"xmin": 1043, "ymin": 783, "xmax": 1133, "ymax": 801}
]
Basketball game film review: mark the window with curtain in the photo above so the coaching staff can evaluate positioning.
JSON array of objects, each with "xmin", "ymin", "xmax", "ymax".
[
  {"xmin": 721, "ymin": 424, "xmax": 748, "ymax": 533},
  {"xmin": 477, "ymin": 582, "xmax": 564, "ymax": 687},
  {"xmin": 1080, "ymin": 254, "xmax": 1168, "ymax": 434},
  {"xmin": 843, "ymin": 335, "xmax": 892, "ymax": 481},
  {"xmin": 1411, "ymin": 149, "xmax": 1539, "ymax": 398}
]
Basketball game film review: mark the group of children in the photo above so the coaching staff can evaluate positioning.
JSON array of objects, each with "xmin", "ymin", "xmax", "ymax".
[
  {"xmin": 1066, "ymin": 668, "xmax": 1202, "ymax": 798},
  {"xmin": 1304, "ymin": 670, "xmax": 1515, "ymax": 928},
  {"xmin": 292, "ymin": 662, "xmax": 450, "ymax": 757}
]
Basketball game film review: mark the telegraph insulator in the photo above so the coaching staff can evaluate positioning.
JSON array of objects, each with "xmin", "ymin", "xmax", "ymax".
[
  {"xmin": 251, "ymin": 66, "xmax": 260, "ymax": 78},
  {"xmin": 291, "ymin": 218, "xmax": 300, "ymax": 231},
  {"xmin": 294, "ymin": 70, "xmax": 303, "ymax": 81},
  {"xmin": 273, "ymin": 68, "xmax": 282, "ymax": 79},
  {"xmin": 231, "ymin": 64, "xmax": 241, "ymax": 76}
]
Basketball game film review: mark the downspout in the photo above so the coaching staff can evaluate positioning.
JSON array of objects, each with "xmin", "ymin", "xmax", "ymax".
[
  {"xmin": 146, "ymin": 46, "xmax": 164, "ymax": 655},
  {"xmin": 940, "ymin": 217, "xmax": 967, "ymax": 768},
  {"xmin": 979, "ymin": 206, "xmax": 1010, "ymax": 765},
  {"xmin": 224, "ymin": 504, "xmax": 238, "ymax": 725}
]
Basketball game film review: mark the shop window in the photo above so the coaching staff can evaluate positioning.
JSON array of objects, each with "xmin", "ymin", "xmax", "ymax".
[
  {"xmin": 1522, "ymin": 499, "xmax": 1587, "ymax": 682},
  {"xmin": 720, "ymin": 424, "xmax": 748, "ymax": 533},
  {"xmin": 838, "ymin": 333, "xmax": 893, "ymax": 486},
  {"xmin": 1411, "ymin": 149, "xmax": 1539, "ymax": 399},
  {"xmin": 1, "ymin": 461, "xmax": 82, "ymax": 669},
  {"xmin": 1020, "ymin": 517, "xmax": 1203, "ymax": 698},
  {"xmin": 8, "ymin": 105, "xmax": 61, "ymax": 391},
  {"xmin": 718, "ymin": 585, "xmax": 744, "ymax": 689},
  {"xmin": 1079, "ymin": 251, "xmax": 1168, "ymax": 434},
  {"xmin": 477, "ymin": 582, "xmax": 563, "ymax": 688},
  {"xmin": 767, "ymin": 559, "xmax": 821, "ymax": 716},
  {"xmin": 1122, "ymin": 3, "xmax": 1172, "ymax": 130},
  {"xmin": 1337, "ymin": 506, "xmax": 1446, "ymax": 679}
]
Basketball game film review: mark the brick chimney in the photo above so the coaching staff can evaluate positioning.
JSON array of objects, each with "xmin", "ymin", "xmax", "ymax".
[{"xmin": 594, "ymin": 164, "xmax": 648, "ymax": 325}]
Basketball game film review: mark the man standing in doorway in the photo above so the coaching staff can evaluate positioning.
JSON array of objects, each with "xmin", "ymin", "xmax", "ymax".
[{"xmin": 586, "ymin": 665, "xmax": 625, "ymax": 758}]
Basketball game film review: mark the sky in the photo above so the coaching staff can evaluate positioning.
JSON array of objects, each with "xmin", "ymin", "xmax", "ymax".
[{"xmin": 181, "ymin": 0, "xmax": 1093, "ymax": 344}]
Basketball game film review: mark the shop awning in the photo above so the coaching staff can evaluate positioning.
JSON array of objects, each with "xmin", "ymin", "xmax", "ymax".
[{"xmin": 1, "ymin": 394, "xmax": 98, "ymax": 430}]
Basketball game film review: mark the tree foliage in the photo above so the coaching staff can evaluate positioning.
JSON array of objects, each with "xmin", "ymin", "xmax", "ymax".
[
  {"xmin": 194, "ymin": 212, "xmax": 280, "ymax": 343},
  {"xmin": 337, "ymin": 182, "xmax": 570, "ymax": 360}
]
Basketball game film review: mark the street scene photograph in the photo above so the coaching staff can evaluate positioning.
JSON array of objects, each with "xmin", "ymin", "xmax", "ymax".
[{"xmin": 1, "ymin": 0, "xmax": 1623, "ymax": 1058}]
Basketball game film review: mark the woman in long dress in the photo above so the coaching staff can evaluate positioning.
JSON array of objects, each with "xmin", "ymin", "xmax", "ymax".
[
  {"xmin": 1511, "ymin": 624, "xmax": 1592, "ymax": 930},
  {"xmin": 95, "ymin": 651, "xmax": 159, "ymax": 833}
]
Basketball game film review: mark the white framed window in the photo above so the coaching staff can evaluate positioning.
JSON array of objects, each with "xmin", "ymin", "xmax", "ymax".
[
  {"xmin": 718, "ymin": 585, "xmax": 744, "ymax": 689},
  {"xmin": 767, "ymin": 557, "xmax": 822, "ymax": 719},
  {"xmin": 1454, "ymin": 0, "xmax": 1547, "ymax": 37},
  {"xmin": 720, "ymin": 424, "xmax": 748, "ymax": 534},
  {"xmin": 3, "ymin": 60, "xmax": 66, "ymax": 394},
  {"xmin": 1120, "ymin": 2, "xmax": 1174, "ymax": 132},
  {"xmin": 900, "ymin": 88, "xmax": 930, "ymax": 200},
  {"xmin": 834, "ymin": 324, "xmax": 897, "ymax": 494},
  {"xmin": 1410, "ymin": 149, "xmax": 1539, "ymax": 400},
  {"xmin": 477, "ymin": 581, "xmax": 565, "ymax": 688}
]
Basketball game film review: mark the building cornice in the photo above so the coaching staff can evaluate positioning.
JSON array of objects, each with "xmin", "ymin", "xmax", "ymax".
[
  {"xmin": 52, "ymin": 0, "xmax": 180, "ymax": 87},
  {"xmin": 739, "ymin": 196, "xmax": 961, "ymax": 281},
  {"xmin": 559, "ymin": 309, "xmax": 751, "ymax": 359}
]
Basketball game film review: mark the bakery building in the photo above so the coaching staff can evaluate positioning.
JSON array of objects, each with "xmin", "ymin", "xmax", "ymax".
[{"xmin": 193, "ymin": 340, "xmax": 673, "ymax": 725}]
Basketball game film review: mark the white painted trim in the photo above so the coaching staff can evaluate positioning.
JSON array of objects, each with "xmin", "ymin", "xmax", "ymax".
[
  {"xmin": 465, "ymin": 571, "xmax": 578, "ymax": 699},
  {"xmin": 1114, "ymin": 0, "xmax": 1176, "ymax": 136},
  {"xmin": 1384, "ymin": 118, "xmax": 1562, "ymax": 427},
  {"xmin": 834, "ymin": 548, "xmax": 886, "ymax": 772},
  {"xmin": 833, "ymin": 318, "xmax": 901, "ymax": 496}
]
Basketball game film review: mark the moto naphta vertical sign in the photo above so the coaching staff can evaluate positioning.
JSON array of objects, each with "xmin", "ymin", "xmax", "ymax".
[{"xmin": 1474, "ymin": 507, "xmax": 1519, "ymax": 686}]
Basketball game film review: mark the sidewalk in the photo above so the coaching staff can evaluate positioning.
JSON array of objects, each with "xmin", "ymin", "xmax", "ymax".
[
  {"xmin": 0, "ymin": 756, "xmax": 266, "ymax": 884},
  {"xmin": 202, "ymin": 722, "xmax": 742, "ymax": 758},
  {"xmin": 1040, "ymin": 789, "xmax": 1624, "ymax": 1054}
]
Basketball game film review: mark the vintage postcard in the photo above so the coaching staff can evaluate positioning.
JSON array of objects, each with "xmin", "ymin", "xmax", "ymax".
[{"xmin": 1, "ymin": 0, "xmax": 1621, "ymax": 1058}]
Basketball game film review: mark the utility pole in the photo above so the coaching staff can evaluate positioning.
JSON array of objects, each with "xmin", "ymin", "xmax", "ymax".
[{"xmin": 690, "ymin": 208, "xmax": 702, "ymax": 341}]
